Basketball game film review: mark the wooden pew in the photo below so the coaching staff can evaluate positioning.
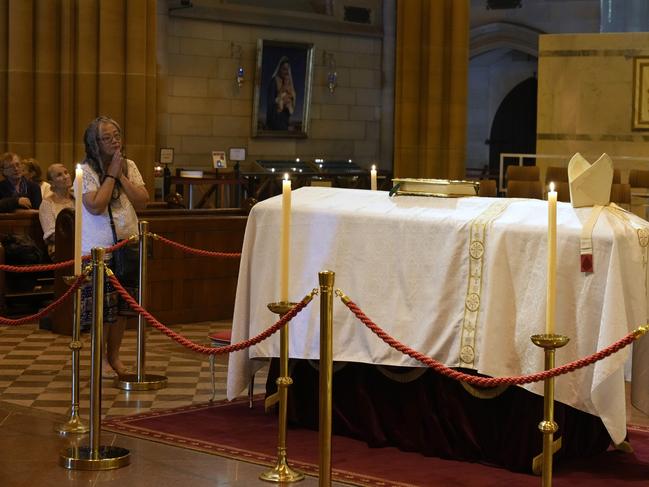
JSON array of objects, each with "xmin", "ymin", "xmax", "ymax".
[
  {"xmin": 51, "ymin": 207, "xmax": 248, "ymax": 335},
  {"xmin": 0, "ymin": 210, "xmax": 50, "ymax": 314}
]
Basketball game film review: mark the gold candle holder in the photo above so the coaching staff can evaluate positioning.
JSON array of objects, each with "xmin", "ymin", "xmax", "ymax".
[
  {"xmin": 117, "ymin": 221, "xmax": 167, "ymax": 391},
  {"xmin": 259, "ymin": 301, "xmax": 304, "ymax": 483},
  {"xmin": 531, "ymin": 333, "xmax": 569, "ymax": 486},
  {"xmin": 55, "ymin": 276, "xmax": 89, "ymax": 435},
  {"xmin": 59, "ymin": 247, "xmax": 130, "ymax": 470}
]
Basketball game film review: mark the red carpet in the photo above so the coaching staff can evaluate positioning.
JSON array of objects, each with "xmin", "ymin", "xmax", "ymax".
[{"xmin": 103, "ymin": 397, "xmax": 649, "ymax": 487}]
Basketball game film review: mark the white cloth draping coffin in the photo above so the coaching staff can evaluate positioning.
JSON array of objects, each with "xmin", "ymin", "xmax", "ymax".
[{"xmin": 227, "ymin": 187, "xmax": 649, "ymax": 444}]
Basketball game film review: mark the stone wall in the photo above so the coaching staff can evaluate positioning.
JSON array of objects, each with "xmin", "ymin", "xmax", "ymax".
[
  {"xmin": 536, "ymin": 32, "xmax": 649, "ymax": 182},
  {"xmin": 157, "ymin": 3, "xmax": 387, "ymax": 172}
]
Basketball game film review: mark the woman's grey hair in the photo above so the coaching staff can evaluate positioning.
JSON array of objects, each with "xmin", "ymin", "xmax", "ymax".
[{"xmin": 82, "ymin": 115, "xmax": 123, "ymax": 177}]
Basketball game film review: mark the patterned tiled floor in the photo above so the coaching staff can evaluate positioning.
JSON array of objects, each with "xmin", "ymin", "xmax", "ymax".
[{"xmin": 0, "ymin": 322, "xmax": 268, "ymax": 419}]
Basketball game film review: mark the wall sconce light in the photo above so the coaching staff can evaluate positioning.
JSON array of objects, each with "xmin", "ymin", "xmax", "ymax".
[
  {"xmin": 324, "ymin": 51, "xmax": 337, "ymax": 94},
  {"xmin": 232, "ymin": 43, "xmax": 244, "ymax": 89}
]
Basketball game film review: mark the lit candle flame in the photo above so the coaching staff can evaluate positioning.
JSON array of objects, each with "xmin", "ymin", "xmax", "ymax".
[
  {"xmin": 284, "ymin": 173, "xmax": 289, "ymax": 181},
  {"xmin": 549, "ymin": 182, "xmax": 555, "ymax": 192}
]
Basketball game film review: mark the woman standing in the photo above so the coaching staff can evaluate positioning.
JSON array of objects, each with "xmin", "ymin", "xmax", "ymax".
[
  {"xmin": 80, "ymin": 116, "xmax": 149, "ymax": 378},
  {"xmin": 38, "ymin": 163, "xmax": 74, "ymax": 259}
]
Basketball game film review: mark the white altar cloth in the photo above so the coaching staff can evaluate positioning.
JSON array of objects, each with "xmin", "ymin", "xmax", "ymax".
[{"xmin": 227, "ymin": 187, "xmax": 649, "ymax": 444}]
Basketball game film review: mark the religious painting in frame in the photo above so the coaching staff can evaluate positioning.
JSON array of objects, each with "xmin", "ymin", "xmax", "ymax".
[
  {"xmin": 252, "ymin": 39, "xmax": 314, "ymax": 138},
  {"xmin": 632, "ymin": 56, "xmax": 649, "ymax": 130}
]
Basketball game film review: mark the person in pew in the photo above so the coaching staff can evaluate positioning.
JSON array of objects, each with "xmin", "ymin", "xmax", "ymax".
[
  {"xmin": 0, "ymin": 195, "xmax": 33, "ymax": 212},
  {"xmin": 0, "ymin": 152, "xmax": 42, "ymax": 209},
  {"xmin": 38, "ymin": 163, "xmax": 74, "ymax": 259},
  {"xmin": 79, "ymin": 116, "xmax": 149, "ymax": 379},
  {"xmin": 22, "ymin": 157, "xmax": 52, "ymax": 199}
]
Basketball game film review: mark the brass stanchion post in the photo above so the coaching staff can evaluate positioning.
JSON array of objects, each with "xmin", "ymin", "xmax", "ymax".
[
  {"xmin": 259, "ymin": 301, "xmax": 304, "ymax": 483},
  {"xmin": 59, "ymin": 247, "xmax": 130, "ymax": 470},
  {"xmin": 318, "ymin": 271, "xmax": 335, "ymax": 487},
  {"xmin": 531, "ymin": 334, "xmax": 569, "ymax": 487},
  {"xmin": 55, "ymin": 281, "xmax": 89, "ymax": 435},
  {"xmin": 117, "ymin": 221, "xmax": 167, "ymax": 390}
]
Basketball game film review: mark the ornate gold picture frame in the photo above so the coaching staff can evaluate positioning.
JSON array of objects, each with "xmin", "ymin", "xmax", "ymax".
[{"xmin": 632, "ymin": 56, "xmax": 649, "ymax": 130}]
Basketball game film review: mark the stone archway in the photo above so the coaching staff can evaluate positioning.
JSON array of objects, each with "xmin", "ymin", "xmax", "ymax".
[
  {"xmin": 465, "ymin": 22, "xmax": 544, "ymax": 178},
  {"xmin": 470, "ymin": 21, "xmax": 543, "ymax": 59}
]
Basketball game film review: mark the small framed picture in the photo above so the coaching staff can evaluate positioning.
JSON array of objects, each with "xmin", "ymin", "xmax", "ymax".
[
  {"xmin": 229, "ymin": 147, "xmax": 246, "ymax": 161},
  {"xmin": 212, "ymin": 150, "xmax": 227, "ymax": 169},
  {"xmin": 160, "ymin": 147, "xmax": 174, "ymax": 164}
]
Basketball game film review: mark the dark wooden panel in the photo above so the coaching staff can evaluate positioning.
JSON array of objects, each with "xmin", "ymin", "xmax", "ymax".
[{"xmin": 51, "ymin": 208, "xmax": 247, "ymax": 335}]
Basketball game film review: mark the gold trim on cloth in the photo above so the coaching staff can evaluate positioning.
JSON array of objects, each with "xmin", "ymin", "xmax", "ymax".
[
  {"xmin": 459, "ymin": 201, "xmax": 513, "ymax": 368},
  {"xmin": 606, "ymin": 204, "xmax": 649, "ymax": 291},
  {"xmin": 460, "ymin": 381, "xmax": 509, "ymax": 399},
  {"xmin": 376, "ymin": 365, "xmax": 428, "ymax": 383}
]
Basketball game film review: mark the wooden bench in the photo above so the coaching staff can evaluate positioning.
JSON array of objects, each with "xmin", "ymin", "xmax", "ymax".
[
  {"xmin": 50, "ymin": 207, "xmax": 248, "ymax": 335},
  {"xmin": 0, "ymin": 210, "xmax": 52, "ymax": 315}
]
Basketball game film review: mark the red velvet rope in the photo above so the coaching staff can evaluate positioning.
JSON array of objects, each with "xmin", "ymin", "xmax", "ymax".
[
  {"xmin": 108, "ymin": 273, "xmax": 310, "ymax": 354},
  {"xmin": 151, "ymin": 233, "xmax": 241, "ymax": 259},
  {"xmin": 0, "ymin": 238, "xmax": 130, "ymax": 273},
  {"xmin": 342, "ymin": 298, "xmax": 641, "ymax": 387},
  {"xmin": 0, "ymin": 273, "xmax": 87, "ymax": 326}
]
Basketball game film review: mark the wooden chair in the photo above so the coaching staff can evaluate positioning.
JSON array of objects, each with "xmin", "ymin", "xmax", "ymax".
[
  {"xmin": 610, "ymin": 183, "xmax": 631, "ymax": 209},
  {"xmin": 545, "ymin": 166, "xmax": 569, "ymax": 183},
  {"xmin": 629, "ymin": 169, "xmax": 649, "ymax": 188},
  {"xmin": 629, "ymin": 169, "xmax": 649, "ymax": 219},
  {"xmin": 506, "ymin": 165, "xmax": 540, "ymax": 182},
  {"xmin": 208, "ymin": 330, "xmax": 255, "ymax": 408},
  {"xmin": 506, "ymin": 180, "xmax": 543, "ymax": 200},
  {"xmin": 478, "ymin": 179, "xmax": 497, "ymax": 197}
]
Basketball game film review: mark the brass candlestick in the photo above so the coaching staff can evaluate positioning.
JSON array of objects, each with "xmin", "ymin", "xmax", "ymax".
[
  {"xmin": 531, "ymin": 333, "xmax": 569, "ymax": 487},
  {"xmin": 55, "ymin": 275, "xmax": 89, "ymax": 435},
  {"xmin": 117, "ymin": 221, "xmax": 167, "ymax": 391},
  {"xmin": 259, "ymin": 301, "xmax": 304, "ymax": 483},
  {"xmin": 60, "ymin": 247, "xmax": 130, "ymax": 470}
]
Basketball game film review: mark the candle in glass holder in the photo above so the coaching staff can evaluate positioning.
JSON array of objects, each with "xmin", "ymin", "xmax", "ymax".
[
  {"xmin": 370, "ymin": 165, "xmax": 377, "ymax": 191},
  {"xmin": 546, "ymin": 182, "xmax": 557, "ymax": 335},
  {"xmin": 74, "ymin": 164, "xmax": 83, "ymax": 275},
  {"xmin": 280, "ymin": 174, "xmax": 291, "ymax": 302}
]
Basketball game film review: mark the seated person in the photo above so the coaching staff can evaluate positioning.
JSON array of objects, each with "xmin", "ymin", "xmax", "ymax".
[
  {"xmin": 38, "ymin": 163, "xmax": 74, "ymax": 259},
  {"xmin": 0, "ymin": 195, "xmax": 32, "ymax": 212},
  {"xmin": 22, "ymin": 157, "xmax": 52, "ymax": 199},
  {"xmin": 0, "ymin": 152, "xmax": 42, "ymax": 209}
]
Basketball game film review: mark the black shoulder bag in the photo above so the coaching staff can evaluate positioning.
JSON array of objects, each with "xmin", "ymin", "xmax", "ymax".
[{"xmin": 107, "ymin": 204, "xmax": 140, "ymax": 289}]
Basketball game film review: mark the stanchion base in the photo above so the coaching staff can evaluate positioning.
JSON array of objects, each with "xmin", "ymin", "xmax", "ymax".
[
  {"xmin": 55, "ymin": 415, "xmax": 89, "ymax": 435},
  {"xmin": 116, "ymin": 374, "xmax": 168, "ymax": 391},
  {"xmin": 532, "ymin": 436, "xmax": 562, "ymax": 475},
  {"xmin": 59, "ymin": 445, "xmax": 130, "ymax": 470},
  {"xmin": 259, "ymin": 458, "xmax": 305, "ymax": 483}
]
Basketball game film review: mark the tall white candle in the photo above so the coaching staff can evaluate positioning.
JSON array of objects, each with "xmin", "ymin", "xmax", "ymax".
[
  {"xmin": 370, "ymin": 165, "xmax": 377, "ymax": 191},
  {"xmin": 74, "ymin": 164, "xmax": 83, "ymax": 275},
  {"xmin": 280, "ymin": 174, "xmax": 291, "ymax": 302},
  {"xmin": 546, "ymin": 182, "xmax": 557, "ymax": 335}
]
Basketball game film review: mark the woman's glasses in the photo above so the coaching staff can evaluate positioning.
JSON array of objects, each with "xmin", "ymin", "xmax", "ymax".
[{"xmin": 99, "ymin": 132, "xmax": 122, "ymax": 144}]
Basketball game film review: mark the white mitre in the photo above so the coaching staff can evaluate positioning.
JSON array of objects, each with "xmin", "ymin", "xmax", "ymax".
[{"xmin": 567, "ymin": 153, "xmax": 614, "ymax": 208}]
